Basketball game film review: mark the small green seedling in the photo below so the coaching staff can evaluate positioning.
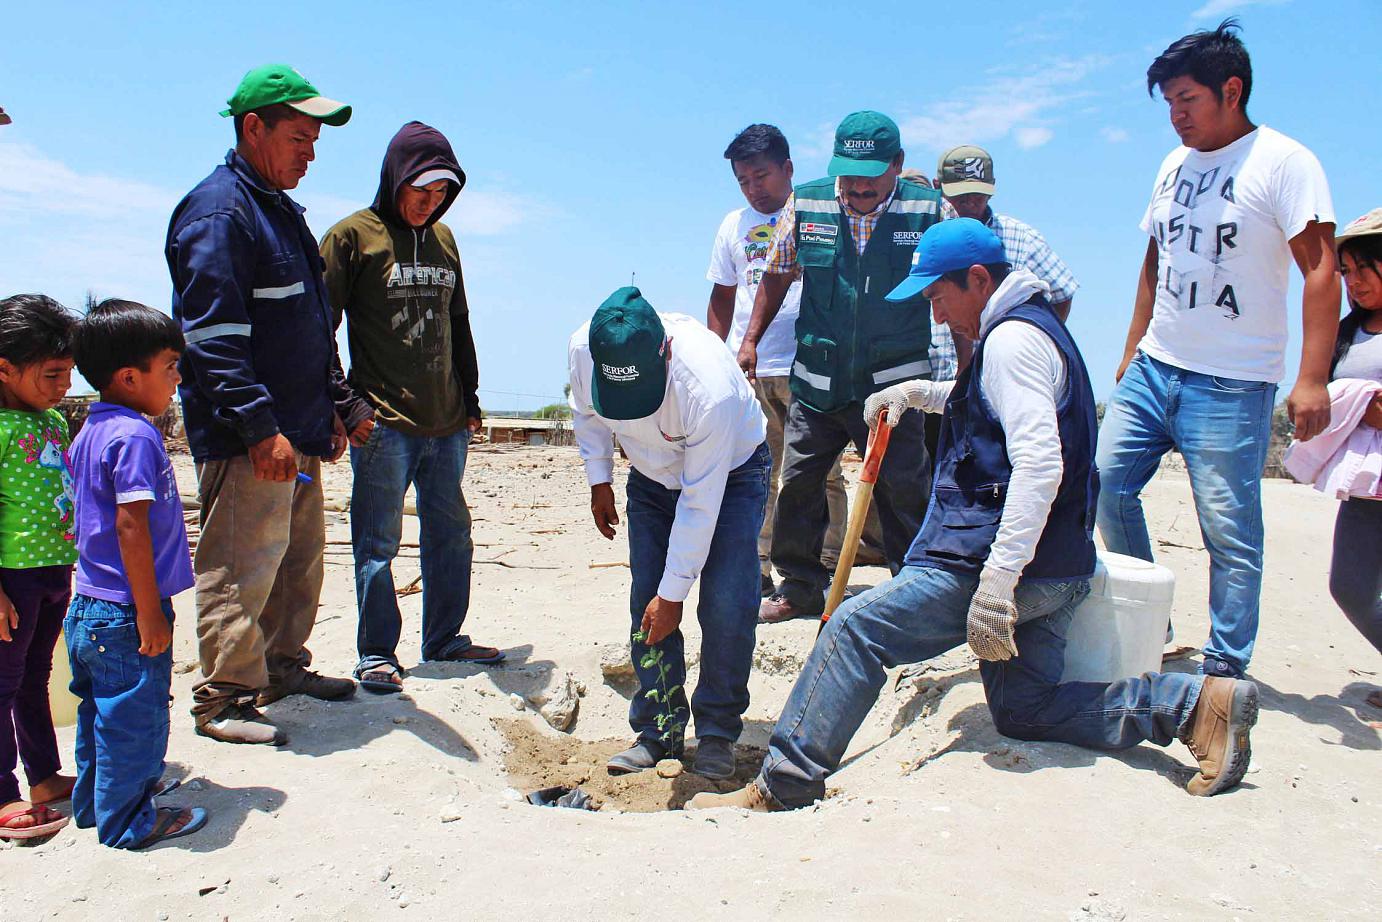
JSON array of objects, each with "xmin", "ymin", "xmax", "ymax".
[{"xmin": 632, "ymin": 629, "xmax": 687, "ymax": 747}]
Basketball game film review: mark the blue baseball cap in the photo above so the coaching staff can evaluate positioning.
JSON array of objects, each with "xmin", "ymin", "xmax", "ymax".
[{"xmin": 886, "ymin": 218, "xmax": 1007, "ymax": 302}]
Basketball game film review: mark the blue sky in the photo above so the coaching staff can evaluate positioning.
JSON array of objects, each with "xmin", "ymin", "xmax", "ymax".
[{"xmin": 2, "ymin": 0, "xmax": 1380, "ymax": 407}]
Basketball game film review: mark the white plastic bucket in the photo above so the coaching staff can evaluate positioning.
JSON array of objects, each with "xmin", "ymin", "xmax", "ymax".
[
  {"xmin": 1060, "ymin": 552, "xmax": 1174, "ymax": 683},
  {"xmin": 49, "ymin": 630, "xmax": 80, "ymax": 728}
]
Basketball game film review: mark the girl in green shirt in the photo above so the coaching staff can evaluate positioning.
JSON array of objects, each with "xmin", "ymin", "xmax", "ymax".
[{"xmin": 0, "ymin": 294, "xmax": 79, "ymax": 841}]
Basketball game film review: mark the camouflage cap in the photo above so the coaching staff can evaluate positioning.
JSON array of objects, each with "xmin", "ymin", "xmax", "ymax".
[{"xmin": 937, "ymin": 145, "xmax": 995, "ymax": 197}]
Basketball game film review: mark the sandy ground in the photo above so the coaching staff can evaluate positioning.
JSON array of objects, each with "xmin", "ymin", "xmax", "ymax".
[{"xmin": 3, "ymin": 443, "xmax": 1379, "ymax": 921}]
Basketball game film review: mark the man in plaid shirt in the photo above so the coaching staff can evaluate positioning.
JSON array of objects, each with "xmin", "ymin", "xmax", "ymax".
[
  {"xmin": 931, "ymin": 146, "xmax": 1079, "ymax": 367},
  {"xmin": 915, "ymin": 147, "xmax": 1079, "ymax": 466}
]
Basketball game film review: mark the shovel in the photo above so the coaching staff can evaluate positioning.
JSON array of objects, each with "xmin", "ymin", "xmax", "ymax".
[{"xmin": 819, "ymin": 410, "xmax": 892, "ymax": 633}]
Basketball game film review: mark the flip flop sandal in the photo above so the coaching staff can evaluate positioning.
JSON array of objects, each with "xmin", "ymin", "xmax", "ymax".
[
  {"xmin": 0, "ymin": 805, "xmax": 70, "ymax": 840},
  {"xmin": 359, "ymin": 663, "xmax": 404, "ymax": 694},
  {"xmin": 132, "ymin": 806, "xmax": 208, "ymax": 850},
  {"xmin": 153, "ymin": 778, "xmax": 182, "ymax": 799},
  {"xmin": 432, "ymin": 645, "xmax": 507, "ymax": 666}
]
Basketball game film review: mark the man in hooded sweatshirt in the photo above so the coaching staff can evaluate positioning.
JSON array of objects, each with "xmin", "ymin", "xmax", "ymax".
[{"xmin": 320, "ymin": 121, "xmax": 504, "ymax": 694}]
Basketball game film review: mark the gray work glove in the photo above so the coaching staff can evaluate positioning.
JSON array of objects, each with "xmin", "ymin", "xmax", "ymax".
[
  {"xmin": 967, "ymin": 568, "xmax": 1021, "ymax": 661},
  {"xmin": 863, "ymin": 379, "xmax": 939, "ymax": 429}
]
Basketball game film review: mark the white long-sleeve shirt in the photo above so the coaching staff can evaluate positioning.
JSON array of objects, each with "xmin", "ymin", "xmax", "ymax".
[
  {"xmin": 913, "ymin": 269, "xmax": 1069, "ymax": 594},
  {"xmin": 569, "ymin": 313, "xmax": 767, "ymax": 602}
]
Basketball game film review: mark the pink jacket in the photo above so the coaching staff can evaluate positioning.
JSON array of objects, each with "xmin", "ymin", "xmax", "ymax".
[{"xmin": 1283, "ymin": 378, "xmax": 1382, "ymax": 500}]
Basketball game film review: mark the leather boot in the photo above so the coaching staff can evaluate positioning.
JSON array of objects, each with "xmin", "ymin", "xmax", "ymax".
[{"xmin": 1181, "ymin": 676, "xmax": 1258, "ymax": 796}]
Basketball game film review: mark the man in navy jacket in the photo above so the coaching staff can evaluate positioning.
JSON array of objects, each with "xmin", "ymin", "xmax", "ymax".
[{"xmin": 166, "ymin": 64, "xmax": 371, "ymax": 745}]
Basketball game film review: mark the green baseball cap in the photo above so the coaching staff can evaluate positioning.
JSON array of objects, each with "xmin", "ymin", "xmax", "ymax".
[
  {"xmin": 220, "ymin": 64, "xmax": 351, "ymax": 127},
  {"xmin": 828, "ymin": 110, "xmax": 901, "ymax": 178},
  {"xmin": 937, "ymin": 145, "xmax": 996, "ymax": 197},
  {"xmin": 589, "ymin": 287, "xmax": 668, "ymax": 421}
]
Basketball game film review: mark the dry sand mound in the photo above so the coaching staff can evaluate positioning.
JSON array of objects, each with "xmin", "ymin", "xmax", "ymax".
[{"xmin": 498, "ymin": 719, "xmax": 766, "ymax": 812}]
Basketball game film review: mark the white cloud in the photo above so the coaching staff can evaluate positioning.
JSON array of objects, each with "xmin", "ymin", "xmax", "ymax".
[
  {"xmin": 0, "ymin": 139, "xmax": 537, "ymax": 320},
  {"xmin": 896, "ymin": 56, "xmax": 1108, "ymax": 154},
  {"xmin": 0, "ymin": 139, "xmax": 178, "ymax": 311},
  {"xmin": 1191, "ymin": 0, "xmax": 1290, "ymax": 21},
  {"xmin": 0, "ymin": 139, "xmax": 178, "ymax": 219},
  {"xmin": 1101, "ymin": 126, "xmax": 1131, "ymax": 143},
  {"xmin": 450, "ymin": 188, "xmax": 545, "ymax": 237},
  {"xmin": 1015, "ymin": 126, "xmax": 1055, "ymax": 149}
]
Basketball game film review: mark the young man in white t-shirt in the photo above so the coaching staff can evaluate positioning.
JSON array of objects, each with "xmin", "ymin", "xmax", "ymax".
[
  {"xmin": 1099, "ymin": 19, "xmax": 1340, "ymax": 679},
  {"xmin": 706, "ymin": 124, "xmax": 846, "ymax": 599}
]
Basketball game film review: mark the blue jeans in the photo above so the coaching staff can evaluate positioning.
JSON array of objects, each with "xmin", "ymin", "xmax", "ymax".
[
  {"xmin": 757, "ymin": 565, "xmax": 1203, "ymax": 809},
  {"xmin": 1096, "ymin": 352, "xmax": 1276, "ymax": 675},
  {"xmin": 626, "ymin": 444, "xmax": 770, "ymax": 746},
  {"xmin": 65, "ymin": 594, "xmax": 174, "ymax": 848},
  {"xmin": 350, "ymin": 424, "xmax": 474, "ymax": 672}
]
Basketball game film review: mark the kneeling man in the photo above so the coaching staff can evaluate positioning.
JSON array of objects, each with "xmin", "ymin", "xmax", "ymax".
[
  {"xmin": 691, "ymin": 221, "xmax": 1258, "ymax": 811},
  {"xmin": 569, "ymin": 288, "xmax": 769, "ymax": 778}
]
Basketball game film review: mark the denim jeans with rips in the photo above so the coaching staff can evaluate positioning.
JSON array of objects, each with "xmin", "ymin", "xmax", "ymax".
[
  {"xmin": 66, "ymin": 594, "xmax": 174, "ymax": 848},
  {"xmin": 626, "ymin": 444, "xmax": 770, "ymax": 747},
  {"xmin": 756, "ymin": 565, "xmax": 1204, "ymax": 809},
  {"xmin": 1095, "ymin": 351, "xmax": 1276, "ymax": 676},
  {"xmin": 350, "ymin": 424, "xmax": 475, "ymax": 672}
]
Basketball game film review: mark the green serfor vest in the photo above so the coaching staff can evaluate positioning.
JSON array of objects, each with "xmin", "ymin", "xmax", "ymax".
[{"xmin": 790, "ymin": 176, "xmax": 942, "ymax": 412}]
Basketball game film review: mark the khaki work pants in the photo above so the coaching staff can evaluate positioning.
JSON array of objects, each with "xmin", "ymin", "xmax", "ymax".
[
  {"xmin": 754, "ymin": 376, "xmax": 846, "ymax": 576},
  {"xmin": 190, "ymin": 454, "xmax": 325, "ymax": 721}
]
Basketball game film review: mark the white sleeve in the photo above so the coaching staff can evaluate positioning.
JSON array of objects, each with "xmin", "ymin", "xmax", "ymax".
[
  {"xmin": 919, "ymin": 379, "xmax": 955, "ymax": 414},
  {"xmin": 657, "ymin": 396, "xmax": 740, "ymax": 602},
  {"xmin": 706, "ymin": 212, "xmax": 739, "ymax": 287},
  {"xmin": 978, "ymin": 322, "xmax": 1067, "ymax": 582},
  {"xmin": 1273, "ymin": 148, "xmax": 1336, "ymax": 241},
  {"xmin": 568, "ymin": 336, "xmax": 615, "ymax": 486}
]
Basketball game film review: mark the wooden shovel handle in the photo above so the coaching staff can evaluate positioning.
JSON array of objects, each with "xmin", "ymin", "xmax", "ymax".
[
  {"xmin": 860, "ymin": 411, "xmax": 892, "ymax": 484},
  {"xmin": 820, "ymin": 410, "xmax": 892, "ymax": 626}
]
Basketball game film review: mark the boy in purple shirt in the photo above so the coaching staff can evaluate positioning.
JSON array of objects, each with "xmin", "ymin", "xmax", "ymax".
[{"xmin": 67, "ymin": 299, "xmax": 207, "ymax": 849}]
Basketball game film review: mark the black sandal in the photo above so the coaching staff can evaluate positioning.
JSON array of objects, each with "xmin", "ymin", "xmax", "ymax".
[
  {"xmin": 132, "ymin": 806, "xmax": 208, "ymax": 850},
  {"xmin": 358, "ymin": 662, "xmax": 404, "ymax": 694}
]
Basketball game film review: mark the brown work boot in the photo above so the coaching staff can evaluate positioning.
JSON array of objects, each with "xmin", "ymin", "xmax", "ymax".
[
  {"xmin": 758, "ymin": 593, "xmax": 819, "ymax": 625},
  {"xmin": 196, "ymin": 703, "xmax": 288, "ymax": 746},
  {"xmin": 257, "ymin": 668, "xmax": 356, "ymax": 706},
  {"xmin": 685, "ymin": 781, "xmax": 778, "ymax": 812},
  {"xmin": 1180, "ymin": 677, "xmax": 1259, "ymax": 796}
]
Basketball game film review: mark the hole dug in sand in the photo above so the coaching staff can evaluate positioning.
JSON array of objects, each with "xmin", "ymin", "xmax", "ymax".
[{"xmin": 498, "ymin": 719, "xmax": 766, "ymax": 812}]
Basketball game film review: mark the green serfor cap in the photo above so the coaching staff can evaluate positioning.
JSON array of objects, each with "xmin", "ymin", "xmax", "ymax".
[
  {"xmin": 220, "ymin": 63, "xmax": 351, "ymax": 127},
  {"xmin": 828, "ymin": 110, "xmax": 901, "ymax": 178},
  {"xmin": 589, "ymin": 287, "xmax": 668, "ymax": 421}
]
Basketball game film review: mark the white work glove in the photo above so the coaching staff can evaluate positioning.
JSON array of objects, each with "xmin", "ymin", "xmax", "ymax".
[
  {"xmin": 967, "ymin": 568, "xmax": 1021, "ymax": 661},
  {"xmin": 863, "ymin": 379, "xmax": 938, "ymax": 429}
]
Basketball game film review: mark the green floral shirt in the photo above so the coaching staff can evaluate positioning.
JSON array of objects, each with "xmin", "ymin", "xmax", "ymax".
[{"xmin": 0, "ymin": 408, "xmax": 77, "ymax": 568}]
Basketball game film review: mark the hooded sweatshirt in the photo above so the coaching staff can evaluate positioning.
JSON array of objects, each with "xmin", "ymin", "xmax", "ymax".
[{"xmin": 321, "ymin": 121, "xmax": 480, "ymax": 437}]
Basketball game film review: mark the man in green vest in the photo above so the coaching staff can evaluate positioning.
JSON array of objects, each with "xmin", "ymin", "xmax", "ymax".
[{"xmin": 739, "ymin": 111, "xmax": 942, "ymax": 623}]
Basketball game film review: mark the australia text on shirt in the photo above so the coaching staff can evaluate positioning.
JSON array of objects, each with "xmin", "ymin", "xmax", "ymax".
[{"xmin": 1149, "ymin": 160, "xmax": 1247, "ymax": 320}]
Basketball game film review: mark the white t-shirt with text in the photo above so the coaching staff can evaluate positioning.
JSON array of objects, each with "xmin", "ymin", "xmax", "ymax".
[
  {"xmin": 706, "ymin": 205, "xmax": 803, "ymax": 378},
  {"xmin": 1139, "ymin": 126, "xmax": 1334, "ymax": 383}
]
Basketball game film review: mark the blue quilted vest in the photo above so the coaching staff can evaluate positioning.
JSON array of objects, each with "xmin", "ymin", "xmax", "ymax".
[{"xmin": 904, "ymin": 299, "xmax": 1099, "ymax": 580}]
